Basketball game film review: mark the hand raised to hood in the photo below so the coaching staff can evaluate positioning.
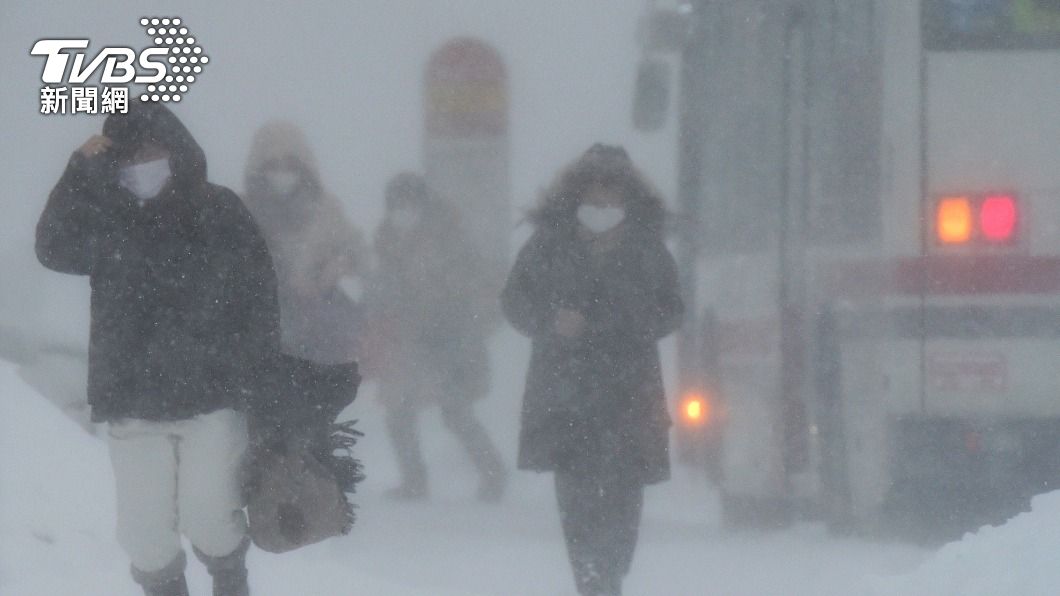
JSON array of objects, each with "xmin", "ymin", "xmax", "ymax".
[{"xmin": 78, "ymin": 135, "xmax": 113, "ymax": 158}]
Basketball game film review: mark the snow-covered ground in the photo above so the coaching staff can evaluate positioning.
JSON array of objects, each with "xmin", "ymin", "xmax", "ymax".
[
  {"xmin": 6, "ymin": 329, "xmax": 1055, "ymax": 595},
  {"xmin": 0, "ymin": 330, "xmax": 944, "ymax": 596},
  {"xmin": 876, "ymin": 490, "xmax": 1060, "ymax": 596}
]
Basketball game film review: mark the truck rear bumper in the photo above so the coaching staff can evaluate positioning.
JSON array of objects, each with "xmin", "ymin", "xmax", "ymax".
[{"xmin": 888, "ymin": 416, "xmax": 1060, "ymax": 517}]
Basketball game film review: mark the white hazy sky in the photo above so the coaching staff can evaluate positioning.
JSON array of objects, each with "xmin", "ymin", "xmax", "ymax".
[{"xmin": 0, "ymin": 0, "xmax": 677, "ymax": 335}]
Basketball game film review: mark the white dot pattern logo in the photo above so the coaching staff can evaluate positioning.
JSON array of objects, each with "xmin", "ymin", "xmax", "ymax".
[{"xmin": 139, "ymin": 16, "xmax": 208, "ymax": 103}]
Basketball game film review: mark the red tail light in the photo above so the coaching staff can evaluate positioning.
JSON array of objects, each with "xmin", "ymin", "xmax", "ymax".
[
  {"xmin": 933, "ymin": 193, "xmax": 1020, "ymax": 246},
  {"xmin": 979, "ymin": 194, "xmax": 1018, "ymax": 244}
]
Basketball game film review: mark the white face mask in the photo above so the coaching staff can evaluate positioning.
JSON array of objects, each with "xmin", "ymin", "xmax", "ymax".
[
  {"xmin": 119, "ymin": 158, "xmax": 172, "ymax": 201},
  {"xmin": 577, "ymin": 205, "xmax": 626, "ymax": 234},
  {"xmin": 264, "ymin": 169, "xmax": 301, "ymax": 195},
  {"xmin": 389, "ymin": 207, "xmax": 420, "ymax": 232}
]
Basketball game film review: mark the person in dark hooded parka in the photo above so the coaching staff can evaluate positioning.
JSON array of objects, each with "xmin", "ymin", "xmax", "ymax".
[
  {"xmin": 35, "ymin": 101, "xmax": 279, "ymax": 596},
  {"xmin": 502, "ymin": 144, "xmax": 683, "ymax": 596}
]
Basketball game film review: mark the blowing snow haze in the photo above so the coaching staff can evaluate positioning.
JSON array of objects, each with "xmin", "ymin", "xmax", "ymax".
[
  {"xmin": 3, "ymin": 1, "xmax": 1060, "ymax": 595},
  {"xmin": 2, "ymin": 1, "xmax": 673, "ymax": 334}
]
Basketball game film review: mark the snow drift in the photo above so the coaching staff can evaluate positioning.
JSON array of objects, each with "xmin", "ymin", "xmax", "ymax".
[{"xmin": 877, "ymin": 491, "xmax": 1060, "ymax": 595}]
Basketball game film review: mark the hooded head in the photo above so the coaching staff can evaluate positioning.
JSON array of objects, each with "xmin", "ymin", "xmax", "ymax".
[
  {"xmin": 102, "ymin": 100, "xmax": 207, "ymax": 192},
  {"xmin": 382, "ymin": 171, "xmax": 444, "ymax": 236},
  {"xmin": 531, "ymin": 143, "xmax": 666, "ymax": 236},
  {"xmin": 244, "ymin": 120, "xmax": 324, "ymax": 202}
]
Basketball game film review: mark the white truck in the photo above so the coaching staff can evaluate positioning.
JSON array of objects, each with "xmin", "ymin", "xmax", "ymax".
[{"xmin": 635, "ymin": 0, "xmax": 1060, "ymax": 536}]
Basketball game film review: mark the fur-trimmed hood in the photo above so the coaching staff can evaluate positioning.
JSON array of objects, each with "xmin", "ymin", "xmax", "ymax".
[
  {"xmin": 531, "ymin": 143, "xmax": 667, "ymax": 238},
  {"xmin": 243, "ymin": 120, "xmax": 324, "ymax": 198}
]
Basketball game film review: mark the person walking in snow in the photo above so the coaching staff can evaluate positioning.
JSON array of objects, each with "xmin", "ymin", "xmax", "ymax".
[
  {"xmin": 364, "ymin": 172, "xmax": 508, "ymax": 502},
  {"xmin": 501, "ymin": 144, "xmax": 683, "ymax": 596},
  {"xmin": 35, "ymin": 101, "xmax": 280, "ymax": 596},
  {"xmin": 242, "ymin": 120, "xmax": 368, "ymax": 367}
]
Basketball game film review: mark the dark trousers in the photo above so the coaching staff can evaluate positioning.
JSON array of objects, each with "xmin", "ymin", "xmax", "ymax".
[
  {"xmin": 385, "ymin": 398, "xmax": 504, "ymax": 489},
  {"xmin": 555, "ymin": 470, "xmax": 644, "ymax": 596}
]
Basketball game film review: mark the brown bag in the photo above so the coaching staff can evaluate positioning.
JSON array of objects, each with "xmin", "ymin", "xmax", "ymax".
[
  {"xmin": 246, "ymin": 437, "xmax": 353, "ymax": 553},
  {"xmin": 243, "ymin": 355, "xmax": 363, "ymax": 554}
]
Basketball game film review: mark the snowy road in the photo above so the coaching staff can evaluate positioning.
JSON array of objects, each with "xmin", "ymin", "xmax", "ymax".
[
  {"xmin": 0, "ymin": 353, "xmax": 930, "ymax": 596},
  {"xmin": 301, "ymin": 483, "xmax": 927, "ymax": 596}
]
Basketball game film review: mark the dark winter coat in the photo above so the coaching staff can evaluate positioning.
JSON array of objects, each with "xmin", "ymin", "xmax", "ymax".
[
  {"xmin": 502, "ymin": 222, "xmax": 683, "ymax": 485},
  {"xmin": 35, "ymin": 103, "xmax": 280, "ymax": 423}
]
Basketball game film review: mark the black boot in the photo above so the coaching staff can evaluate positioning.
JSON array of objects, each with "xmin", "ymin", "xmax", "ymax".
[
  {"xmin": 140, "ymin": 576, "xmax": 190, "ymax": 596},
  {"xmin": 194, "ymin": 537, "xmax": 250, "ymax": 596},
  {"xmin": 132, "ymin": 552, "xmax": 189, "ymax": 596}
]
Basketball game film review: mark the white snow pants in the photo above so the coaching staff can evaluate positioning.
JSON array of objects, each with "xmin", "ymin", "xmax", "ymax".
[{"xmin": 107, "ymin": 408, "xmax": 249, "ymax": 573}]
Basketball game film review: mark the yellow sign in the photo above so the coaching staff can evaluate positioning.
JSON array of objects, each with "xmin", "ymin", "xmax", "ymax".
[{"xmin": 427, "ymin": 82, "xmax": 506, "ymax": 115}]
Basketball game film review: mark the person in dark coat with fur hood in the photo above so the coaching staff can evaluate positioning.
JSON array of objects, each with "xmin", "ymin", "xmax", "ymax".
[
  {"xmin": 501, "ymin": 144, "xmax": 683, "ymax": 596},
  {"xmin": 35, "ymin": 101, "xmax": 280, "ymax": 596}
]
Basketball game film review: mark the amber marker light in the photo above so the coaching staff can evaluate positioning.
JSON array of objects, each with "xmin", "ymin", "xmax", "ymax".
[
  {"xmin": 681, "ymin": 392, "xmax": 711, "ymax": 427},
  {"xmin": 936, "ymin": 196, "xmax": 973, "ymax": 245}
]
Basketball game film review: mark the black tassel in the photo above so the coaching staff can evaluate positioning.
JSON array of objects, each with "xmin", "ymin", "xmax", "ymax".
[{"xmin": 322, "ymin": 419, "xmax": 365, "ymax": 534}]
